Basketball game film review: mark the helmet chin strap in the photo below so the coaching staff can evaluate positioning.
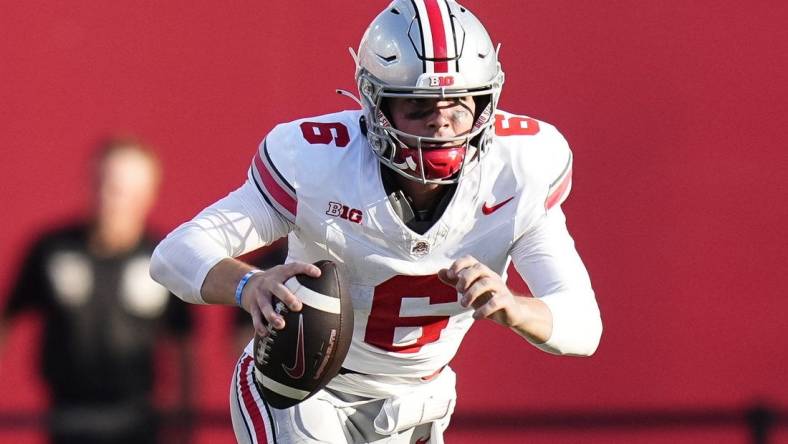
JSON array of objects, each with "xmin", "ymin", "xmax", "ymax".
[{"xmin": 392, "ymin": 155, "xmax": 419, "ymax": 171}]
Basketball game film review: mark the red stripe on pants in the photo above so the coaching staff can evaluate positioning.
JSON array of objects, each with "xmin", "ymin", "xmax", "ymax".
[{"xmin": 240, "ymin": 356, "xmax": 269, "ymax": 444}]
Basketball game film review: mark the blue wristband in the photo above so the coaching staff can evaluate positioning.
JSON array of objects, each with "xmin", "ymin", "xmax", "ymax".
[{"xmin": 235, "ymin": 270, "xmax": 262, "ymax": 307}]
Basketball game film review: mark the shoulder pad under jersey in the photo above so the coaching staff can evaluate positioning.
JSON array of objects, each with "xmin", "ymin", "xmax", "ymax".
[
  {"xmin": 493, "ymin": 110, "xmax": 573, "ymax": 212},
  {"xmin": 248, "ymin": 110, "xmax": 365, "ymax": 224}
]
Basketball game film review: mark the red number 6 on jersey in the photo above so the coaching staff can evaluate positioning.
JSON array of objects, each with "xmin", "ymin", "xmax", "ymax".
[
  {"xmin": 364, "ymin": 275, "xmax": 459, "ymax": 353},
  {"xmin": 494, "ymin": 114, "xmax": 540, "ymax": 136},
  {"xmin": 300, "ymin": 122, "xmax": 350, "ymax": 147}
]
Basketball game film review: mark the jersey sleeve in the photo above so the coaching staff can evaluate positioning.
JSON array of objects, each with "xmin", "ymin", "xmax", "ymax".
[
  {"xmin": 150, "ymin": 178, "xmax": 292, "ymax": 304},
  {"xmin": 545, "ymin": 144, "xmax": 573, "ymax": 212},
  {"xmin": 509, "ymin": 207, "xmax": 602, "ymax": 356},
  {"xmin": 248, "ymin": 129, "xmax": 299, "ymax": 224},
  {"xmin": 504, "ymin": 117, "xmax": 577, "ymax": 240},
  {"xmin": 151, "ymin": 123, "xmax": 308, "ymax": 305},
  {"xmin": 532, "ymin": 121, "xmax": 573, "ymax": 212}
]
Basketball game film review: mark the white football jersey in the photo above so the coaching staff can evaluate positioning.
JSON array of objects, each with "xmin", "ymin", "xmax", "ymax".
[{"xmin": 245, "ymin": 109, "xmax": 575, "ymax": 377}]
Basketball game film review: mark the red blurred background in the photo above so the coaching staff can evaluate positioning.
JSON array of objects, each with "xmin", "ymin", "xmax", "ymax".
[{"xmin": 1, "ymin": 1, "xmax": 787, "ymax": 443}]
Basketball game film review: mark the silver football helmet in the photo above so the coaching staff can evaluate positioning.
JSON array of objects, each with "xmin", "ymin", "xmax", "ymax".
[{"xmin": 353, "ymin": 0, "xmax": 504, "ymax": 184}]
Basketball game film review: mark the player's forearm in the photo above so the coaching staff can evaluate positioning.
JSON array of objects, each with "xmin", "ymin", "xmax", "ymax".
[
  {"xmin": 150, "ymin": 233, "xmax": 227, "ymax": 304},
  {"xmin": 200, "ymin": 258, "xmax": 258, "ymax": 305},
  {"xmin": 509, "ymin": 210, "xmax": 602, "ymax": 356},
  {"xmin": 150, "ymin": 181, "xmax": 291, "ymax": 304},
  {"xmin": 533, "ymin": 289, "xmax": 602, "ymax": 356},
  {"xmin": 509, "ymin": 295, "xmax": 553, "ymax": 344}
]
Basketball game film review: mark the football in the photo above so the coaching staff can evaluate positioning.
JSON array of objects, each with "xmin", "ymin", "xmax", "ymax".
[{"xmin": 252, "ymin": 260, "xmax": 353, "ymax": 409}]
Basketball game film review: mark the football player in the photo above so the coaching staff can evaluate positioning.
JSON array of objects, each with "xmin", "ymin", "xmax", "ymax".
[{"xmin": 151, "ymin": 1, "xmax": 602, "ymax": 442}]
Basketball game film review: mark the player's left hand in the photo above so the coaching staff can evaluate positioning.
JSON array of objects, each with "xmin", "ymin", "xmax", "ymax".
[{"xmin": 438, "ymin": 255, "xmax": 522, "ymax": 327}]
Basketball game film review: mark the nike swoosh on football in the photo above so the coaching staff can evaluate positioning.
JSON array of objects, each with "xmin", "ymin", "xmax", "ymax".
[
  {"xmin": 282, "ymin": 314, "xmax": 306, "ymax": 379},
  {"xmin": 482, "ymin": 196, "xmax": 514, "ymax": 215}
]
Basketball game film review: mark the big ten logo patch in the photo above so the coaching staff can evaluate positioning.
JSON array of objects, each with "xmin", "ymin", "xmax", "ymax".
[
  {"xmin": 429, "ymin": 75, "xmax": 454, "ymax": 87},
  {"xmin": 326, "ymin": 202, "xmax": 363, "ymax": 224}
]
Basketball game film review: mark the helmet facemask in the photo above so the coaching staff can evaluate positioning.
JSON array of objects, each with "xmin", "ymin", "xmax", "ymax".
[{"xmin": 358, "ymin": 70, "xmax": 502, "ymax": 185}]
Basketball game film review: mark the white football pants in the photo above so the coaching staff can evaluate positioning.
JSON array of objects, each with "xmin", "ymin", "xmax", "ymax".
[{"xmin": 229, "ymin": 353, "xmax": 455, "ymax": 443}]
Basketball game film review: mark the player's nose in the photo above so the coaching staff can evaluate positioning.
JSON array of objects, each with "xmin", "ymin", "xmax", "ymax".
[{"xmin": 426, "ymin": 106, "xmax": 453, "ymax": 135}]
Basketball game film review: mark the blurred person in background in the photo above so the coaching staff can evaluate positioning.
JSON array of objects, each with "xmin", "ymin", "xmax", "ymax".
[{"xmin": 0, "ymin": 136, "xmax": 194, "ymax": 444}]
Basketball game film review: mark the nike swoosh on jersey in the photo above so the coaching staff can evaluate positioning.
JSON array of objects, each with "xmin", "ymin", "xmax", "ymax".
[
  {"xmin": 282, "ymin": 314, "xmax": 306, "ymax": 379},
  {"xmin": 482, "ymin": 196, "xmax": 514, "ymax": 215}
]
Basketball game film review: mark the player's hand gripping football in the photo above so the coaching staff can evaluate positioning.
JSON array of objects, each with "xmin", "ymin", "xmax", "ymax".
[
  {"xmin": 239, "ymin": 262, "xmax": 321, "ymax": 337},
  {"xmin": 439, "ymin": 255, "xmax": 553, "ymax": 343}
]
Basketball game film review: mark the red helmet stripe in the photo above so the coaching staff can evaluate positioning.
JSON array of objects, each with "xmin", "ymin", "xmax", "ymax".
[{"xmin": 424, "ymin": 0, "xmax": 449, "ymax": 72}]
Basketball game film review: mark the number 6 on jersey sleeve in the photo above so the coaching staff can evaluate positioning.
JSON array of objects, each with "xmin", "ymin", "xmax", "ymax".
[
  {"xmin": 299, "ymin": 121, "xmax": 350, "ymax": 147},
  {"xmin": 494, "ymin": 114, "xmax": 540, "ymax": 136}
]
